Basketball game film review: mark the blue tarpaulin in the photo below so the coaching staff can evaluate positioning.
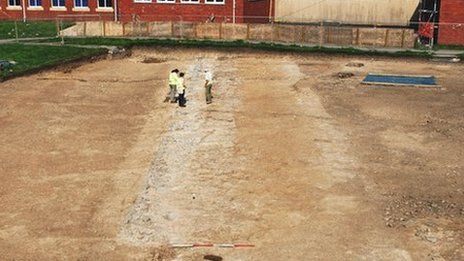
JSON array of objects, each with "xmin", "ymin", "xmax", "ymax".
[{"xmin": 362, "ymin": 74, "xmax": 438, "ymax": 87}]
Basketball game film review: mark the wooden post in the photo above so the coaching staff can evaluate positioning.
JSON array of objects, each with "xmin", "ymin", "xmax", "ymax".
[
  {"xmin": 401, "ymin": 29, "xmax": 406, "ymax": 48},
  {"xmin": 122, "ymin": 22, "xmax": 126, "ymax": 37},
  {"xmin": 103, "ymin": 21, "xmax": 106, "ymax": 37},
  {"xmin": 384, "ymin": 29, "xmax": 389, "ymax": 47},
  {"xmin": 327, "ymin": 27, "xmax": 332, "ymax": 44},
  {"xmin": 146, "ymin": 22, "xmax": 150, "ymax": 36},
  {"xmin": 272, "ymin": 23, "xmax": 278, "ymax": 42},
  {"xmin": 319, "ymin": 22, "xmax": 324, "ymax": 47},
  {"xmin": 355, "ymin": 28, "xmax": 360, "ymax": 46},
  {"xmin": 219, "ymin": 23, "xmax": 223, "ymax": 39},
  {"xmin": 300, "ymin": 26, "xmax": 305, "ymax": 43},
  {"xmin": 193, "ymin": 23, "xmax": 198, "ymax": 38},
  {"xmin": 171, "ymin": 22, "xmax": 175, "ymax": 38},
  {"xmin": 83, "ymin": 22, "xmax": 87, "ymax": 37},
  {"xmin": 246, "ymin": 23, "xmax": 250, "ymax": 40}
]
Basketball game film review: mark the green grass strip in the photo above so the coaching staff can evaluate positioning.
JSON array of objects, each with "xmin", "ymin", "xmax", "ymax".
[
  {"xmin": 40, "ymin": 37, "xmax": 433, "ymax": 59},
  {"xmin": 0, "ymin": 44, "xmax": 106, "ymax": 79}
]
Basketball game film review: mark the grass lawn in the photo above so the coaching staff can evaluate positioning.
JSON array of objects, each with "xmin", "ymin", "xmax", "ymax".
[
  {"xmin": 0, "ymin": 44, "xmax": 106, "ymax": 78},
  {"xmin": 435, "ymin": 45, "xmax": 464, "ymax": 51},
  {"xmin": 0, "ymin": 21, "xmax": 74, "ymax": 39},
  {"xmin": 43, "ymin": 37, "xmax": 434, "ymax": 59}
]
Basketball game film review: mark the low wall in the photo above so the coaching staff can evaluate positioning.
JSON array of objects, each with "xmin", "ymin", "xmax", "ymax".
[{"xmin": 62, "ymin": 21, "xmax": 416, "ymax": 49}]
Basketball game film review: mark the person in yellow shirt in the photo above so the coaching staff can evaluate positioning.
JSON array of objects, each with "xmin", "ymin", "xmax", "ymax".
[
  {"xmin": 168, "ymin": 69, "xmax": 179, "ymax": 103},
  {"xmin": 177, "ymin": 72, "xmax": 187, "ymax": 107}
]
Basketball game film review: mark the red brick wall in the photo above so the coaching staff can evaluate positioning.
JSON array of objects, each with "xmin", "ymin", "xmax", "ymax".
[
  {"xmin": 243, "ymin": 0, "xmax": 271, "ymax": 23},
  {"xmin": 118, "ymin": 0, "xmax": 244, "ymax": 23},
  {"xmin": 0, "ymin": 0, "xmax": 272, "ymax": 23},
  {"xmin": 0, "ymin": 0, "xmax": 115, "ymax": 21},
  {"xmin": 439, "ymin": 0, "xmax": 464, "ymax": 45}
]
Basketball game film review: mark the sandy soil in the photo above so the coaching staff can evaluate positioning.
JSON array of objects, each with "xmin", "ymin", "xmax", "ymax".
[{"xmin": 0, "ymin": 48, "xmax": 463, "ymax": 260}]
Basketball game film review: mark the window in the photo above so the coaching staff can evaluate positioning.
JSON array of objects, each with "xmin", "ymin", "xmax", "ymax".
[
  {"xmin": 29, "ymin": 0, "xmax": 42, "ymax": 6},
  {"xmin": 8, "ymin": 0, "xmax": 21, "ymax": 6},
  {"xmin": 134, "ymin": 0, "xmax": 151, "ymax": 3},
  {"xmin": 181, "ymin": 0, "xmax": 199, "ymax": 3},
  {"xmin": 74, "ymin": 0, "xmax": 88, "ymax": 7},
  {"xmin": 156, "ymin": 0, "xmax": 174, "ymax": 3},
  {"xmin": 98, "ymin": 0, "xmax": 112, "ymax": 8},
  {"xmin": 205, "ymin": 0, "xmax": 224, "ymax": 4},
  {"xmin": 52, "ymin": 0, "xmax": 65, "ymax": 7}
]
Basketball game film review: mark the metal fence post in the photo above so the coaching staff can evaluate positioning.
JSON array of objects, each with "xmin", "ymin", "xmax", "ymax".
[
  {"xmin": 60, "ymin": 20, "xmax": 65, "ymax": 45},
  {"xmin": 319, "ymin": 22, "xmax": 324, "ymax": 48},
  {"xmin": 55, "ymin": 19, "xmax": 60, "ymax": 38},
  {"xmin": 14, "ymin": 21, "xmax": 19, "ymax": 43},
  {"xmin": 246, "ymin": 23, "xmax": 250, "ymax": 40},
  {"xmin": 219, "ymin": 22, "xmax": 223, "ymax": 40},
  {"xmin": 180, "ymin": 16, "xmax": 184, "ymax": 39}
]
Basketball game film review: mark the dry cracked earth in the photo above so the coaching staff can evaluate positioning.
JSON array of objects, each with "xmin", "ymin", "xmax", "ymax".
[{"xmin": 0, "ymin": 47, "xmax": 463, "ymax": 260}]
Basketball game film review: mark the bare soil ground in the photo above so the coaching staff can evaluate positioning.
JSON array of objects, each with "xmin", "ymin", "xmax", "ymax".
[{"xmin": 0, "ymin": 48, "xmax": 463, "ymax": 260}]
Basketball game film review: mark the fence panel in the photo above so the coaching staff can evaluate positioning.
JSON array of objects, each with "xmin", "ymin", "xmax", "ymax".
[
  {"xmin": 148, "ymin": 22, "xmax": 173, "ymax": 38},
  {"xmin": 324, "ymin": 27, "xmax": 354, "ymax": 46},
  {"xmin": 221, "ymin": 23, "xmax": 248, "ymax": 40},
  {"xmin": 196, "ymin": 23, "xmax": 221, "ymax": 39},
  {"xmin": 248, "ymin": 24, "xmax": 274, "ymax": 42},
  {"xmin": 58, "ymin": 21, "xmax": 418, "ymax": 49},
  {"xmin": 172, "ymin": 22, "xmax": 195, "ymax": 39}
]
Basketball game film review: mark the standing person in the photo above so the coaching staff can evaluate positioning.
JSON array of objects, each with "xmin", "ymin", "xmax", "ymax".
[
  {"xmin": 177, "ymin": 72, "xmax": 186, "ymax": 107},
  {"xmin": 204, "ymin": 69, "xmax": 213, "ymax": 104},
  {"xmin": 168, "ymin": 69, "xmax": 179, "ymax": 103}
]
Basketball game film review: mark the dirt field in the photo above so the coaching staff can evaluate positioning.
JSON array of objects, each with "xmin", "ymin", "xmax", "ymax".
[{"xmin": 1, "ymin": 48, "xmax": 463, "ymax": 260}]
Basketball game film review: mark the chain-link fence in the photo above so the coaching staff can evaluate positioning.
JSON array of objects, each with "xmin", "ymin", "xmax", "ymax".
[
  {"xmin": 0, "ymin": 19, "xmax": 75, "ymax": 42},
  {"xmin": 53, "ymin": 16, "xmax": 417, "ymax": 49},
  {"xmin": 1, "ymin": 14, "xmax": 463, "ymax": 49}
]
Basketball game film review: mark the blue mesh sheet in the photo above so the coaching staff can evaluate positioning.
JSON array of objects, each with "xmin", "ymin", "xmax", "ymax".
[{"xmin": 363, "ymin": 74, "xmax": 437, "ymax": 86}]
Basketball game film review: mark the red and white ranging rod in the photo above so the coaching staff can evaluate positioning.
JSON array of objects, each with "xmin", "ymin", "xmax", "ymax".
[{"xmin": 170, "ymin": 243, "xmax": 255, "ymax": 249}]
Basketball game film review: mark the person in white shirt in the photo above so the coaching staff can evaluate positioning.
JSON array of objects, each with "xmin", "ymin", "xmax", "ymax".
[
  {"xmin": 204, "ymin": 69, "xmax": 213, "ymax": 104},
  {"xmin": 177, "ymin": 72, "xmax": 187, "ymax": 107}
]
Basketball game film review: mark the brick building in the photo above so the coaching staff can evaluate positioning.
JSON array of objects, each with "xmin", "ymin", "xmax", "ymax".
[
  {"xmin": 439, "ymin": 0, "xmax": 464, "ymax": 45},
  {"xmin": 0, "ymin": 0, "xmax": 272, "ymax": 22}
]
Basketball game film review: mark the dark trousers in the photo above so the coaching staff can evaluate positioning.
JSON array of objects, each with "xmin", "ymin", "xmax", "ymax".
[
  {"xmin": 205, "ymin": 84, "xmax": 212, "ymax": 103},
  {"xmin": 178, "ymin": 92, "xmax": 186, "ymax": 106}
]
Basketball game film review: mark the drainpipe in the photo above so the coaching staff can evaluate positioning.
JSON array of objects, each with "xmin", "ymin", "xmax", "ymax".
[
  {"xmin": 114, "ymin": 0, "xmax": 118, "ymax": 22},
  {"xmin": 22, "ymin": 0, "xmax": 27, "ymax": 22},
  {"xmin": 232, "ymin": 0, "xmax": 236, "ymax": 24},
  {"xmin": 268, "ymin": 0, "xmax": 273, "ymax": 23}
]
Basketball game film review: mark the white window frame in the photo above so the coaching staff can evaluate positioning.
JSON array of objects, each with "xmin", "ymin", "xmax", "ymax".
[
  {"xmin": 28, "ymin": 0, "xmax": 44, "ymax": 10},
  {"xmin": 134, "ymin": 0, "xmax": 151, "ymax": 3},
  {"xmin": 73, "ymin": 0, "xmax": 89, "ymax": 11},
  {"xmin": 180, "ymin": 0, "xmax": 199, "ymax": 4},
  {"xmin": 96, "ymin": 0, "xmax": 113, "ymax": 11},
  {"xmin": 51, "ymin": 0, "xmax": 66, "ymax": 9},
  {"xmin": 205, "ymin": 0, "xmax": 224, "ymax": 4},
  {"xmin": 8, "ymin": 0, "xmax": 22, "ymax": 9},
  {"xmin": 29, "ymin": 0, "xmax": 41, "ymax": 7},
  {"xmin": 98, "ymin": 0, "xmax": 112, "ymax": 8},
  {"xmin": 156, "ymin": 0, "xmax": 175, "ymax": 3}
]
